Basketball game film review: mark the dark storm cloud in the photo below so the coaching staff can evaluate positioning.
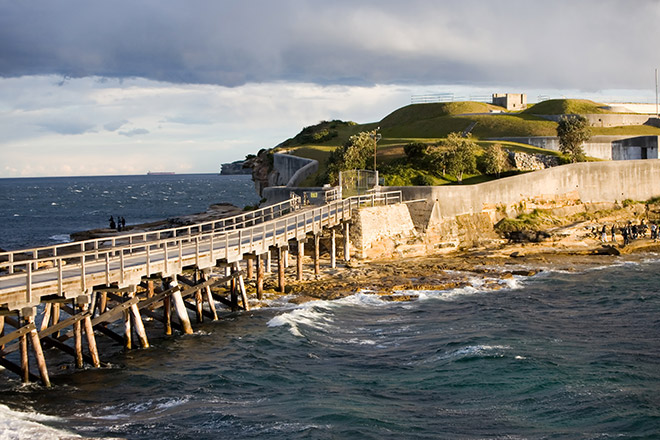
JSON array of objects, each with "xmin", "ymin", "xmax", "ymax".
[{"xmin": 1, "ymin": 0, "xmax": 658, "ymax": 90}]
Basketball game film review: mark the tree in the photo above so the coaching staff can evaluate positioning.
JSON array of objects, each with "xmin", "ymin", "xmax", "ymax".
[
  {"xmin": 403, "ymin": 142, "xmax": 427, "ymax": 162},
  {"xmin": 441, "ymin": 132, "xmax": 478, "ymax": 183},
  {"xmin": 482, "ymin": 143, "xmax": 508, "ymax": 177},
  {"xmin": 557, "ymin": 115, "xmax": 591, "ymax": 163},
  {"xmin": 325, "ymin": 131, "xmax": 375, "ymax": 185}
]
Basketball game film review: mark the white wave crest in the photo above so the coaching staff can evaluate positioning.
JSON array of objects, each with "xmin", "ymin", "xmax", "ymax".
[
  {"xmin": 267, "ymin": 302, "xmax": 335, "ymax": 337},
  {"xmin": 407, "ymin": 274, "xmax": 527, "ymax": 301},
  {"xmin": 266, "ymin": 292, "xmax": 392, "ymax": 337},
  {"xmin": 78, "ymin": 396, "xmax": 190, "ymax": 421},
  {"xmin": 49, "ymin": 234, "xmax": 72, "ymax": 244},
  {"xmin": 0, "ymin": 404, "xmax": 80, "ymax": 440}
]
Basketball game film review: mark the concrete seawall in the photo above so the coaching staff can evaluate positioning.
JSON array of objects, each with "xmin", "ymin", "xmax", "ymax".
[
  {"xmin": 350, "ymin": 160, "xmax": 660, "ymax": 258},
  {"xmin": 272, "ymin": 153, "xmax": 318, "ymax": 187},
  {"xmin": 384, "ymin": 159, "xmax": 660, "ymax": 217}
]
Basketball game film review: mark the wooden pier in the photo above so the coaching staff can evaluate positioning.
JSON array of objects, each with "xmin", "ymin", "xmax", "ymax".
[{"xmin": 0, "ymin": 191, "xmax": 402, "ymax": 385}]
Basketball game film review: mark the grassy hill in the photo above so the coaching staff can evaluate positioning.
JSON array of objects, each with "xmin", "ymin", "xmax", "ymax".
[
  {"xmin": 523, "ymin": 99, "xmax": 611, "ymax": 115},
  {"xmin": 278, "ymin": 99, "xmax": 660, "ymax": 186}
]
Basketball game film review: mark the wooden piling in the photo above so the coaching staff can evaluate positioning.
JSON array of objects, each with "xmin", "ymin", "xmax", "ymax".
[
  {"xmin": 234, "ymin": 262, "xmax": 250, "ymax": 311},
  {"xmin": 314, "ymin": 234, "xmax": 320, "ymax": 276},
  {"xmin": 40, "ymin": 303, "xmax": 52, "ymax": 332},
  {"xmin": 75, "ymin": 304, "xmax": 85, "ymax": 364},
  {"xmin": 344, "ymin": 222, "xmax": 351, "ymax": 261},
  {"xmin": 163, "ymin": 294, "xmax": 172, "ymax": 335},
  {"xmin": 297, "ymin": 240, "xmax": 304, "ymax": 282},
  {"xmin": 247, "ymin": 257, "xmax": 254, "ymax": 280},
  {"xmin": 128, "ymin": 288, "xmax": 150, "ymax": 348},
  {"xmin": 201, "ymin": 271, "xmax": 219, "ymax": 321},
  {"xmin": 26, "ymin": 314, "xmax": 50, "ymax": 387},
  {"xmin": 278, "ymin": 246, "xmax": 286, "ymax": 293},
  {"xmin": 19, "ymin": 319, "xmax": 29, "ymax": 382},
  {"xmin": 256, "ymin": 253, "xmax": 264, "ymax": 300},
  {"xmin": 51, "ymin": 303, "xmax": 61, "ymax": 337},
  {"xmin": 194, "ymin": 287, "xmax": 204, "ymax": 324},
  {"xmin": 170, "ymin": 280, "xmax": 194, "ymax": 335},
  {"xmin": 331, "ymin": 228, "xmax": 336, "ymax": 269},
  {"xmin": 81, "ymin": 301, "xmax": 101, "ymax": 368},
  {"xmin": 265, "ymin": 249, "xmax": 271, "ymax": 273},
  {"xmin": 98, "ymin": 293, "xmax": 107, "ymax": 315}
]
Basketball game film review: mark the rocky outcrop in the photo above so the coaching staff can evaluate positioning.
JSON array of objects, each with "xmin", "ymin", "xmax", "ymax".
[
  {"xmin": 244, "ymin": 150, "xmax": 274, "ymax": 196},
  {"xmin": 70, "ymin": 203, "xmax": 244, "ymax": 242},
  {"xmin": 508, "ymin": 151, "xmax": 559, "ymax": 171},
  {"xmin": 220, "ymin": 160, "xmax": 251, "ymax": 175}
]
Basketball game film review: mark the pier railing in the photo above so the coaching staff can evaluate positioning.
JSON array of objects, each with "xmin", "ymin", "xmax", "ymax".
[
  {"xmin": 0, "ymin": 191, "xmax": 402, "ymax": 311},
  {"xmin": 0, "ymin": 195, "xmax": 302, "ymax": 276}
]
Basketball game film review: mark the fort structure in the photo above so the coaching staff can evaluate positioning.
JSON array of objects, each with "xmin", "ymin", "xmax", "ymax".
[{"xmin": 492, "ymin": 93, "xmax": 527, "ymax": 110}]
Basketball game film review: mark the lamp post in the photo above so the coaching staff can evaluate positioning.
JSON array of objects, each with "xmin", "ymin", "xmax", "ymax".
[
  {"xmin": 370, "ymin": 127, "xmax": 381, "ymax": 172},
  {"xmin": 370, "ymin": 127, "xmax": 382, "ymax": 189}
]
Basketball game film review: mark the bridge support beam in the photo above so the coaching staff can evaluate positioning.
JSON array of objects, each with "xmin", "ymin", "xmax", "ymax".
[{"xmin": 265, "ymin": 249, "xmax": 272, "ymax": 273}]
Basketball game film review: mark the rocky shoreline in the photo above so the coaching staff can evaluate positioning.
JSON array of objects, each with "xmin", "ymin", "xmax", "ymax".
[
  {"xmin": 252, "ymin": 223, "xmax": 660, "ymax": 305},
  {"xmin": 67, "ymin": 199, "xmax": 660, "ymax": 307},
  {"xmin": 69, "ymin": 203, "xmax": 245, "ymax": 241}
]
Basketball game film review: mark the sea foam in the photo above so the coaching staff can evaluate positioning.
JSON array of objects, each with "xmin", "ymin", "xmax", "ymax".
[{"xmin": 0, "ymin": 404, "xmax": 81, "ymax": 440}]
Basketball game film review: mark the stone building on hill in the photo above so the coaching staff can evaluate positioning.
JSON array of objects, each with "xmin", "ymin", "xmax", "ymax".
[{"xmin": 492, "ymin": 93, "xmax": 527, "ymax": 110}]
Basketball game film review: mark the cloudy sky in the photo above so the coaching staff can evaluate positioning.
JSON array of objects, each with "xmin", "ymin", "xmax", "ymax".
[{"xmin": 1, "ymin": 0, "xmax": 659, "ymax": 177}]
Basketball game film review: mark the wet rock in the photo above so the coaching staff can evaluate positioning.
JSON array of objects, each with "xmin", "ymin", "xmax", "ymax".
[
  {"xmin": 594, "ymin": 245, "xmax": 621, "ymax": 256},
  {"xmin": 511, "ymin": 269, "xmax": 539, "ymax": 277},
  {"xmin": 378, "ymin": 294, "xmax": 419, "ymax": 302}
]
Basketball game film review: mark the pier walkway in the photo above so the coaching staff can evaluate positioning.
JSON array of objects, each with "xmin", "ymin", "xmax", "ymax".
[{"xmin": 0, "ymin": 190, "xmax": 402, "ymax": 385}]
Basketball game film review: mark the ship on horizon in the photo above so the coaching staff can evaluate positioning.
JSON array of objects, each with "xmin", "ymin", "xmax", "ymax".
[{"xmin": 147, "ymin": 171, "xmax": 175, "ymax": 175}]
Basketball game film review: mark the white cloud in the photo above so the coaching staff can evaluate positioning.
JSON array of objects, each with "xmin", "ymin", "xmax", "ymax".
[
  {"xmin": 0, "ymin": 74, "xmax": 656, "ymax": 178},
  {"xmin": 0, "ymin": 76, "xmax": 416, "ymax": 177}
]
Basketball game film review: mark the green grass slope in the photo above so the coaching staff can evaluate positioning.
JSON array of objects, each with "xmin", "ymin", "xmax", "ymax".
[{"xmin": 524, "ymin": 99, "xmax": 611, "ymax": 115}]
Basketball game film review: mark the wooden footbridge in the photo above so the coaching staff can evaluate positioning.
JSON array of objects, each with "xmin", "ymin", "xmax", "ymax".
[{"xmin": 0, "ymin": 190, "xmax": 402, "ymax": 386}]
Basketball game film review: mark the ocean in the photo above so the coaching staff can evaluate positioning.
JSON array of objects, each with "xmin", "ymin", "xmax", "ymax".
[
  {"xmin": 0, "ymin": 174, "xmax": 260, "ymax": 251},
  {"xmin": 1, "ymin": 175, "xmax": 660, "ymax": 439}
]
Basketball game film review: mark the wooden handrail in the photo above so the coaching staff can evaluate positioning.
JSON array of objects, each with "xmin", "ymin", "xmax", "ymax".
[{"xmin": 0, "ymin": 191, "xmax": 401, "ymax": 279}]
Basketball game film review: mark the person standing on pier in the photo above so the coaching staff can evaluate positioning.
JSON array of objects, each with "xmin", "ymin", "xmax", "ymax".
[{"xmin": 109, "ymin": 216, "xmax": 116, "ymax": 230}]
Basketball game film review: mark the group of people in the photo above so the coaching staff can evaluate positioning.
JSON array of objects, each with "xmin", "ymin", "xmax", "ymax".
[
  {"xmin": 591, "ymin": 219, "xmax": 659, "ymax": 246},
  {"xmin": 108, "ymin": 216, "xmax": 126, "ymax": 232}
]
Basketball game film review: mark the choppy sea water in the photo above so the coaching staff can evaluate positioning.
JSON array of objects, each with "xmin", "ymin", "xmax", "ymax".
[
  {"xmin": 0, "ymin": 174, "xmax": 260, "ymax": 251},
  {"xmin": 1, "ymin": 176, "xmax": 660, "ymax": 439}
]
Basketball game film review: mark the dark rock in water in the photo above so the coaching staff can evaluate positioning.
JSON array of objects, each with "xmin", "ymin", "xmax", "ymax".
[
  {"xmin": 511, "ymin": 269, "xmax": 539, "ymax": 276},
  {"xmin": 594, "ymin": 245, "xmax": 621, "ymax": 256},
  {"xmin": 507, "ymin": 230, "xmax": 551, "ymax": 243},
  {"xmin": 378, "ymin": 294, "xmax": 419, "ymax": 302}
]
